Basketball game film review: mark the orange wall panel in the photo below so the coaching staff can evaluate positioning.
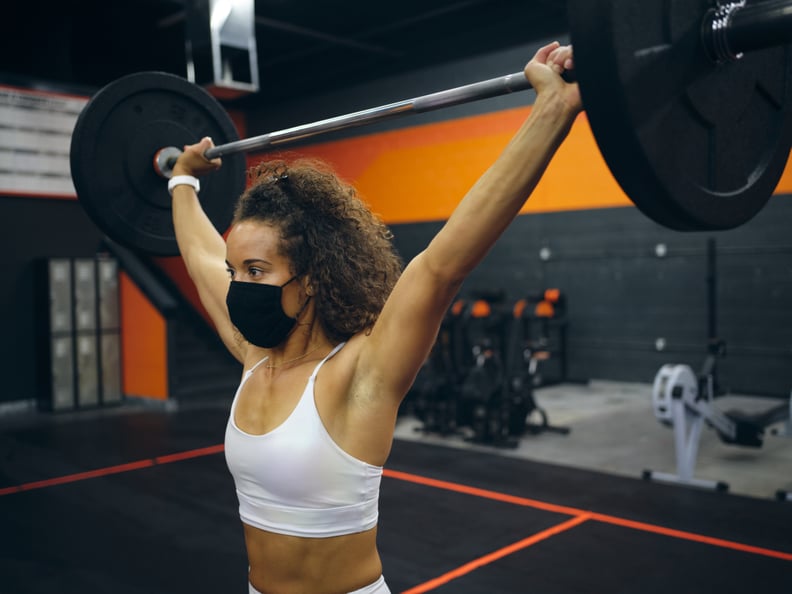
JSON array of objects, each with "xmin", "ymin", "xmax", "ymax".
[
  {"xmin": 157, "ymin": 105, "xmax": 792, "ymax": 328},
  {"xmin": 252, "ymin": 107, "xmax": 791, "ymax": 224},
  {"xmin": 251, "ymin": 109, "xmax": 631, "ymax": 224},
  {"xmin": 776, "ymin": 151, "xmax": 792, "ymax": 194},
  {"xmin": 152, "ymin": 256, "xmax": 215, "ymax": 327},
  {"xmin": 119, "ymin": 272, "xmax": 169, "ymax": 400}
]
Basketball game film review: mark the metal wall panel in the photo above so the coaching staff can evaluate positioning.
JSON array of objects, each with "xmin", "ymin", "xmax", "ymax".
[
  {"xmin": 49, "ymin": 335, "xmax": 75, "ymax": 411},
  {"xmin": 48, "ymin": 259, "xmax": 72, "ymax": 334},
  {"xmin": 75, "ymin": 332, "xmax": 100, "ymax": 407},
  {"xmin": 41, "ymin": 256, "xmax": 124, "ymax": 410},
  {"xmin": 97, "ymin": 257, "xmax": 119, "ymax": 331},
  {"xmin": 73, "ymin": 258, "xmax": 97, "ymax": 333},
  {"xmin": 100, "ymin": 332, "xmax": 122, "ymax": 404},
  {"xmin": 1, "ymin": 198, "xmax": 105, "ymax": 407}
]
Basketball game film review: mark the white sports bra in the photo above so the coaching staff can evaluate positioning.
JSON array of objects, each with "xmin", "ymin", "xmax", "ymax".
[{"xmin": 224, "ymin": 342, "xmax": 383, "ymax": 538}]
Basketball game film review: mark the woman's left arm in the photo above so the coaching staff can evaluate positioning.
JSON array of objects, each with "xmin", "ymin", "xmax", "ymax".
[{"xmin": 358, "ymin": 42, "xmax": 583, "ymax": 405}]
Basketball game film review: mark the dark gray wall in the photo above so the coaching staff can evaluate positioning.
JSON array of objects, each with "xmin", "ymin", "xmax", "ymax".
[
  {"xmin": 4, "ymin": 194, "xmax": 789, "ymax": 406},
  {"xmin": 246, "ymin": 38, "xmax": 792, "ymax": 399},
  {"xmin": 3, "ymin": 38, "xmax": 790, "ymax": 407},
  {"xmin": 246, "ymin": 39, "xmax": 559, "ymax": 148},
  {"xmin": 390, "ymin": 197, "xmax": 792, "ymax": 397},
  {"xmin": 0, "ymin": 197, "xmax": 106, "ymax": 405}
]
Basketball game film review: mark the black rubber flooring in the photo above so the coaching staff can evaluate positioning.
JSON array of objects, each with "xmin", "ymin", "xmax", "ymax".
[{"xmin": 1, "ymin": 406, "xmax": 790, "ymax": 593}]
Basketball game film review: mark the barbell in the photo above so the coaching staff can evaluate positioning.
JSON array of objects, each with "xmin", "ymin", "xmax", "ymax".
[{"xmin": 70, "ymin": 0, "xmax": 792, "ymax": 256}]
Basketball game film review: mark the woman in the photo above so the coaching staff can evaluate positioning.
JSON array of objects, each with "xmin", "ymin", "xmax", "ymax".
[{"xmin": 170, "ymin": 42, "xmax": 581, "ymax": 594}]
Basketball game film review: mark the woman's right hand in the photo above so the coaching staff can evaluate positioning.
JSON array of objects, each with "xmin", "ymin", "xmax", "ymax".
[{"xmin": 172, "ymin": 136, "xmax": 223, "ymax": 178}]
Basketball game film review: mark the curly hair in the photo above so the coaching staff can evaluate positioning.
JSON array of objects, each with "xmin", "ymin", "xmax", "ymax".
[{"xmin": 232, "ymin": 158, "xmax": 404, "ymax": 343}]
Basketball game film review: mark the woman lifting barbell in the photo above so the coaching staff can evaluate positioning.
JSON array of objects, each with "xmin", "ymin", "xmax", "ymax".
[{"xmin": 169, "ymin": 41, "xmax": 581, "ymax": 594}]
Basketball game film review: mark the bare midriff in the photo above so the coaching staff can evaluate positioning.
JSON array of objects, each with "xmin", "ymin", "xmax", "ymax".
[{"xmin": 245, "ymin": 523, "xmax": 382, "ymax": 594}]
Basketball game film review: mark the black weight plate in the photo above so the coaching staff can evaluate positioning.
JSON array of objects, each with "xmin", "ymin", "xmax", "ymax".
[
  {"xmin": 70, "ymin": 71, "xmax": 246, "ymax": 255},
  {"xmin": 568, "ymin": 0, "xmax": 792, "ymax": 231}
]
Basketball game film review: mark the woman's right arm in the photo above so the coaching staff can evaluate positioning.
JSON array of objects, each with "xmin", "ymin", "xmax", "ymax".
[{"xmin": 171, "ymin": 137, "xmax": 246, "ymax": 363}]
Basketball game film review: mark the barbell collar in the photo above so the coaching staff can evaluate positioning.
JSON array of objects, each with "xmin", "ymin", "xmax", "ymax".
[
  {"xmin": 726, "ymin": 0, "xmax": 792, "ymax": 55},
  {"xmin": 704, "ymin": 0, "xmax": 792, "ymax": 64},
  {"xmin": 154, "ymin": 146, "xmax": 183, "ymax": 179}
]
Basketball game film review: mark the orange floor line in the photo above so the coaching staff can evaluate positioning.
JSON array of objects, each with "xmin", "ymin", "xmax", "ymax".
[
  {"xmin": 590, "ymin": 512, "xmax": 792, "ymax": 562},
  {"xmin": 154, "ymin": 444, "xmax": 225, "ymax": 464},
  {"xmin": 0, "ymin": 459, "xmax": 155, "ymax": 496},
  {"xmin": 3, "ymin": 445, "xmax": 790, "ymax": 564},
  {"xmin": 382, "ymin": 468, "xmax": 582, "ymax": 516},
  {"xmin": 0, "ymin": 445, "xmax": 225, "ymax": 496},
  {"xmin": 383, "ymin": 468, "xmax": 792, "ymax": 562},
  {"xmin": 400, "ymin": 514, "xmax": 592, "ymax": 594}
]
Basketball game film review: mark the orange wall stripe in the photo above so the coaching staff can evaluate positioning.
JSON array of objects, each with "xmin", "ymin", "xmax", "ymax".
[
  {"xmin": 776, "ymin": 150, "xmax": 792, "ymax": 194},
  {"xmin": 252, "ymin": 108, "xmax": 792, "ymax": 224},
  {"xmin": 401, "ymin": 514, "xmax": 592, "ymax": 594},
  {"xmin": 251, "ymin": 108, "xmax": 629, "ymax": 223},
  {"xmin": 152, "ymin": 255, "xmax": 216, "ymax": 328},
  {"xmin": 228, "ymin": 108, "xmax": 247, "ymax": 141},
  {"xmin": 119, "ymin": 272, "xmax": 169, "ymax": 400}
]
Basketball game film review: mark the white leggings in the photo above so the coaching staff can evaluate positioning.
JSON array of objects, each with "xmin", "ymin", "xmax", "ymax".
[{"xmin": 249, "ymin": 575, "xmax": 390, "ymax": 594}]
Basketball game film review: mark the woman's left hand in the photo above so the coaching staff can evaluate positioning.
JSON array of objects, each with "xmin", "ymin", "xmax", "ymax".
[{"xmin": 524, "ymin": 42, "xmax": 583, "ymax": 115}]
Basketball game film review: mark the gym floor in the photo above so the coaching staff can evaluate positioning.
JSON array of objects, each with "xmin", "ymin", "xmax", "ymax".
[
  {"xmin": 397, "ymin": 380, "xmax": 792, "ymax": 500},
  {"xmin": 1, "ymin": 381, "xmax": 790, "ymax": 593}
]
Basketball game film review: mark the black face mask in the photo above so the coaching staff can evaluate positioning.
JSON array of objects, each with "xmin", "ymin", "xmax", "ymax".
[{"xmin": 226, "ymin": 276, "xmax": 301, "ymax": 348}]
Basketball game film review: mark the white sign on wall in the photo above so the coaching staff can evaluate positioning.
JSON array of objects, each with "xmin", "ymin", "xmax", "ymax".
[{"xmin": 0, "ymin": 85, "xmax": 88, "ymax": 198}]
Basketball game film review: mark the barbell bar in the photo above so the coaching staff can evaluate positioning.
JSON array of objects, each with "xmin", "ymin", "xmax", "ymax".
[
  {"xmin": 202, "ymin": 72, "xmax": 533, "ymax": 163},
  {"xmin": 153, "ymin": 71, "xmax": 535, "ymax": 178},
  {"xmin": 70, "ymin": 0, "xmax": 792, "ymax": 256}
]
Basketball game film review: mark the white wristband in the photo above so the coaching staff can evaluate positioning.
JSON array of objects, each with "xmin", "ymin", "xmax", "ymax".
[{"xmin": 168, "ymin": 175, "xmax": 200, "ymax": 196}]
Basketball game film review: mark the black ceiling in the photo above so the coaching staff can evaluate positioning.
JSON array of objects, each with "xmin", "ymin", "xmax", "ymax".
[{"xmin": 4, "ymin": 1, "xmax": 568, "ymax": 106}]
